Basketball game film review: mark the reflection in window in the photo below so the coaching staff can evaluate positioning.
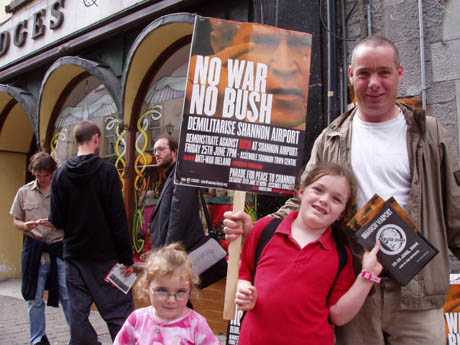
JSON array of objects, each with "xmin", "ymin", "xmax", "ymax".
[
  {"xmin": 132, "ymin": 44, "xmax": 190, "ymax": 257},
  {"xmin": 136, "ymin": 44, "xmax": 190, "ymax": 204},
  {"xmin": 51, "ymin": 76, "xmax": 120, "ymax": 166}
]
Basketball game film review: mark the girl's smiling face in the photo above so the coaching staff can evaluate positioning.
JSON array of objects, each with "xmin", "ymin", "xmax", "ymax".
[
  {"xmin": 149, "ymin": 270, "xmax": 190, "ymax": 321},
  {"xmin": 297, "ymin": 174, "xmax": 350, "ymax": 232}
]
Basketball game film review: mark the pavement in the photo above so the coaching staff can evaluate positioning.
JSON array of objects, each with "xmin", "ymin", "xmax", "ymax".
[
  {"xmin": 0, "ymin": 278, "xmax": 112, "ymax": 345},
  {"xmin": 0, "ymin": 279, "xmax": 228, "ymax": 345}
]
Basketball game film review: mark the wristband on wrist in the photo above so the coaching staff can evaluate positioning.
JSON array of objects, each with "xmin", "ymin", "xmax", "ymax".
[{"xmin": 360, "ymin": 271, "xmax": 381, "ymax": 284}]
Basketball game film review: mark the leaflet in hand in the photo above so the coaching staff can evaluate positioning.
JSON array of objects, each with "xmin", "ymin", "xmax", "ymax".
[
  {"xmin": 189, "ymin": 237, "xmax": 227, "ymax": 275},
  {"xmin": 105, "ymin": 263, "xmax": 137, "ymax": 294},
  {"xmin": 348, "ymin": 194, "xmax": 438, "ymax": 286}
]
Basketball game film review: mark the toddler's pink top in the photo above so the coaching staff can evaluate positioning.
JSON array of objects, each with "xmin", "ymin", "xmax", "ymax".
[{"xmin": 114, "ymin": 306, "xmax": 221, "ymax": 345}]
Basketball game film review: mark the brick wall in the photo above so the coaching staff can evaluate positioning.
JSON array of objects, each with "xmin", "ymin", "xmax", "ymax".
[{"xmin": 193, "ymin": 279, "xmax": 227, "ymax": 336}]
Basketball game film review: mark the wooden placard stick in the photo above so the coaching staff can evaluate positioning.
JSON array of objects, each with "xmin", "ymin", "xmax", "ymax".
[{"xmin": 223, "ymin": 190, "xmax": 246, "ymax": 320}]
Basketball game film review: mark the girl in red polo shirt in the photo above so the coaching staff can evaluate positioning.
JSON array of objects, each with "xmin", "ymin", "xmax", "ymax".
[{"xmin": 227, "ymin": 163, "xmax": 382, "ymax": 345}]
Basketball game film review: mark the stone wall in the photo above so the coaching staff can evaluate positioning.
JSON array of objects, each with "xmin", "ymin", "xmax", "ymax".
[{"xmin": 343, "ymin": 0, "xmax": 460, "ymax": 152}]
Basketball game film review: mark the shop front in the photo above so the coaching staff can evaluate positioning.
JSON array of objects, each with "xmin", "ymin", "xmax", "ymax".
[
  {"xmin": 0, "ymin": 0, "xmax": 327, "ymax": 336},
  {"xmin": 0, "ymin": 0, "xmax": 253, "ymax": 335}
]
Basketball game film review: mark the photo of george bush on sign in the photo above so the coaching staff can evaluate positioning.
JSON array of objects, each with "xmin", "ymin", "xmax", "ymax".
[{"xmin": 185, "ymin": 17, "xmax": 311, "ymax": 130}]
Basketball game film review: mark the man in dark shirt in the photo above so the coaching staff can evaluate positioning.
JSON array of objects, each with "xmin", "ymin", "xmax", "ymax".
[
  {"xmin": 150, "ymin": 135, "xmax": 205, "ymax": 251},
  {"xmin": 50, "ymin": 120, "xmax": 133, "ymax": 345}
]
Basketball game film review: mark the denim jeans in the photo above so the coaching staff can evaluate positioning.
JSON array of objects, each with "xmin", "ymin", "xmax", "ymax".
[{"xmin": 27, "ymin": 255, "xmax": 71, "ymax": 344}]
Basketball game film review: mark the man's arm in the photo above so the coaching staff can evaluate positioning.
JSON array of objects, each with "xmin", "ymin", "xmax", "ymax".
[
  {"xmin": 49, "ymin": 170, "xmax": 66, "ymax": 229},
  {"xmin": 13, "ymin": 218, "xmax": 38, "ymax": 233},
  {"xmin": 10, "ymin": 188, "xmax": 41, "ymax": 238},
  {"xmin": 438, "ymin": 122, "xmax": 460, "ymax": 259}
]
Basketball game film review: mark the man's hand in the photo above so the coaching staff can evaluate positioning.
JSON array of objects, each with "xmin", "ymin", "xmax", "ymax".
[
  {"xmin": 235, "ymin": 280, "xmax": 257, "ymax": 311},
  {"xmin": 23, "ymin": 220, "xmax": 38, "ymax": 232},
  {"xmin": 36, "ymin": 218, "xmax": 54, "ymax": 228},
  {"xmin": 222, "ymin": 210, "xmax": 254, "ymax": 241}
]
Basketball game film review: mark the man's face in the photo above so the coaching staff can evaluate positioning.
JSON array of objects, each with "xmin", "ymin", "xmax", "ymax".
[
  {"xmin": 33, "ymin": 170, "xmax": 53, "ymax": 189},
  {"xmin": 348, "ymin": 44, "xmax": 403, "ymax": 122},
  {"xmin": 153, "ymin": 138, "xmax": 176, "ymax": 168}
]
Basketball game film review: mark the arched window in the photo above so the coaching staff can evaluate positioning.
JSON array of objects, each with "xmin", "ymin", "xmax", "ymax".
[{"xmin": 51, "ymin": 76, "xmax": 119, "ymax": 166}]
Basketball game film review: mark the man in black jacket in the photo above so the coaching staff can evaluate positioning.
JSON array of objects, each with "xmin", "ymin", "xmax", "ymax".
[
  {"xmin": 150, "ymin": 135, "xmax": 205, "ymax": 251},
  {"xmin": 50, "ymin": 120, "xmax": 133, "ymax": 345}
]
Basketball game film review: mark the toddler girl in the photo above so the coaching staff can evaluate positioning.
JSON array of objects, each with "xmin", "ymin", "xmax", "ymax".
[{"xmin": 114, "ymin": 243, "xmax": 220, "ymax": 345}]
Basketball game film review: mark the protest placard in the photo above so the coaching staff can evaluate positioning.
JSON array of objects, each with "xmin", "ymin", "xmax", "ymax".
[
  {"xmin": 445, "ymin": 274, "xmax": 460, "ymax": 344},
  {"xmin": 176, "ymin": 16, "xmax": 311, "ymax": 195}
]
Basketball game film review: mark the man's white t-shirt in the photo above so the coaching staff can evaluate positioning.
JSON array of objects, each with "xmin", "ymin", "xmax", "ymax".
[{"xmin": 351, "ymin": 110, "xmax": 411, "ymax": 208}]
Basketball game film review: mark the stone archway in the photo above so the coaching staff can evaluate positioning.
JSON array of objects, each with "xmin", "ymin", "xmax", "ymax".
[{"xmin": 0, "ymin": 84, "xmax": 36, "ymax": 280}]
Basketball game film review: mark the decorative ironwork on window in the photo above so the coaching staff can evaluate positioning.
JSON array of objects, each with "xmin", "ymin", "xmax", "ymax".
[
  {"xmin": 131, "ymin": 44, "xmax": 189, "ymax": 256},
  {"xmin": 50, "ymin": 77, "xmax": 121, "ymax": 168}
]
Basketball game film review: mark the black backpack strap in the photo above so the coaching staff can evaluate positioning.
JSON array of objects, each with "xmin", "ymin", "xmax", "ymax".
[
  {"xmin": 327, "ymin": 228, "xmax": 349, "ymax": 302},
  {"xmin": 331, "ymin": 228, "xmax": 348, "ymax": 273},
  {"xmin": 254, "ymin": 217, "xmax": 282, "ymax": 269}
]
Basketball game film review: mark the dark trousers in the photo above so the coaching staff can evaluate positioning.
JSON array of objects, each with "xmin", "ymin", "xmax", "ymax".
[{"xmin": 65, "ymin": 259, "xmax": 133, "ymax": 345}]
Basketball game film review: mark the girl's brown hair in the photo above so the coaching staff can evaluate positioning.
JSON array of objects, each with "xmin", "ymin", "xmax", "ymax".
[
  {"xmin": 300, "ymin": 163, "xmax": 357, "ymax": 225},
  {"xmin": 134, "ymin": 243, "xmax": 199, "ymax": 306}
]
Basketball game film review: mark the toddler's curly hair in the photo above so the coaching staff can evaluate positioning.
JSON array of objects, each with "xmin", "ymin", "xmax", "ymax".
[{"xmin": 134, "ymin": 243, "xmax": 199, "ymax": 306}]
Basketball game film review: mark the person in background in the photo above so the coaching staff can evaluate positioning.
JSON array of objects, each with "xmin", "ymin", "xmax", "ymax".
[
  {"xmin": 114, "ymin": 243, "xmax": 220, "ymax": 345},
  {"xmin": 49, "ymin": 120, "xmax": 133, "ymax": 345},
  {"xmin": 10, "ymin": 151, "xmax": 71, "ymax": 345},
  {"xmin": 224, "ymin": 35, "xmax": 460, "ymax": 345},
  {"xmin": 150, "ymin": 135, "xmax": 205, "ymax": 251}
]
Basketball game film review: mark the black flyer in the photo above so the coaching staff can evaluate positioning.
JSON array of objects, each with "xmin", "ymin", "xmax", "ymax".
[{"xmin": 354, "ymin": 196, "xmax": 438, "ymax": 286}]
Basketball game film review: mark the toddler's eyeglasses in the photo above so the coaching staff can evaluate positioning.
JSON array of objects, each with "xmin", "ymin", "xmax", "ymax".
[{"xmin": 152, "ymin": 287, "xmax": 189, "ymax": 301}]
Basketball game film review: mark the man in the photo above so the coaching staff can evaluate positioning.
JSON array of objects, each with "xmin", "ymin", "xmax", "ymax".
[
  {"xmin": 225, "ymin": 35, "xmax": 460, "ymax": 344},
  {"xmin": 50, "ymin": 120, "xmax": 133, "ymax": 345},
  {"xmin": 150, "ymin": 134, "xmax": 205, "ymax": 250},
  {"xmin": 10, "ymin": 152, "xmax": 71, "ymax": 345}
]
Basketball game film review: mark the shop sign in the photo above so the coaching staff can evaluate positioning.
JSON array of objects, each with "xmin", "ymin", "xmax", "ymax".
[{"xmin": 0, "ymin": 0, "xmax": 147, "ymax": 69}]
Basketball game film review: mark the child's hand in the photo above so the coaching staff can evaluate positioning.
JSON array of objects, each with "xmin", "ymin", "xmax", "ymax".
[
  {"xmin": 235, "ymin": 280, "xmax": 257, "ymax": 311},
  {"xmin": 361, "ymin": 241, "xmax": 383, "ymax": 276},
  {"xmin": 222, "ymin": 211, "xmax": 254, "ymax": 242}
]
